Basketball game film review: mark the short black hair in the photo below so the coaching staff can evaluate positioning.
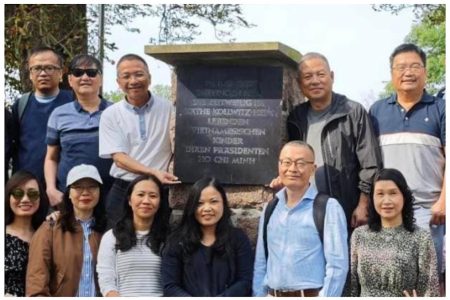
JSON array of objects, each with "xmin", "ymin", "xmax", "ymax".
[
  {"xmin": 390, "ymin": 43, "xmax": 427, "ymax": 69},
  {"xmin": 69, "ymin": 54, "xmax": 102, "ymax": 74},
  {"xmin": 28, "ymin": 46, "xmax": 64, "ymax": 67},
  {"xmin": 116, "ymin": 53, "xmax": 149, "ymax": 75},
  {"xmin": 368, "ymin": 168, "xmax": 415, "ymax": 232}
]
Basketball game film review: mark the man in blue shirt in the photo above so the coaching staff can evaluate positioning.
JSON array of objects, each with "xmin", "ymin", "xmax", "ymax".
[
  {"xmin": 253, "ymin": 141, "xmax": 348, "ymax": 297},
  {"xmin": 369, "ymin": 43, "xmax": 445, "ymax": 293},
  {"xmin": 11, "ymin": 46, "xmax": 72, "ymax": 185}
]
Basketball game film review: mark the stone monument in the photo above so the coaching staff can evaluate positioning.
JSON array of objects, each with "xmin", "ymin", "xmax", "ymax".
[{"xmin": 145, "ymin": 42, "xmax": 303, "ymax": 244}]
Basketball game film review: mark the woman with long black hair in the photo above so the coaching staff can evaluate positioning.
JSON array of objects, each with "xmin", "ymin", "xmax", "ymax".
[
  {"xmin": 5, "ymin": 170, "xmax": 49, "ymax": 296},
  {"xmin": 350, "ymin": 168, "xmax": 439, "ymax": 297},
  {"xmin": 96, "ymin": 175, "xmax": 171, "ymax": 296},
  {"xmin": 162, "ymin": 177, "xmax": 253, "ymax": 296}
]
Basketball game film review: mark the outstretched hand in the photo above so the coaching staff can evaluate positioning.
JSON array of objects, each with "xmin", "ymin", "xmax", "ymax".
[{"xmin": 403, "ymin": 289, "xmax": 418, "ymax": 297}]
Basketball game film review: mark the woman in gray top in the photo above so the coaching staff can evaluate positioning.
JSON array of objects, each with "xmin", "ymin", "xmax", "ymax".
[{"xmin": 350, "ymin": 168, "xmax": 439, "ymax": 297}]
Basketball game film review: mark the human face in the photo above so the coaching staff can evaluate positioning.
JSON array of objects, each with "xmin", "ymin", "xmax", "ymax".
[
  {"xmin": 373, "ymin": 180, "xmax": 404, "ymax": 226},
  {"xmin": 68, "ymin": 63, "xmax": 102, "ymax": 99},
  {"xmin": 278, "ymin": 144, "xmax": 316, "ymax": 191},
  {"xmin": 129, "ymin": 180, "xmax": 160, "ymax": 222},
  {"xmin": 391, "ymin": 51, "xmax": 427, "ymax": 94},
  {"xmin": 69, "ymin": 178, "xmax": 100, "ymax": 217},
  {"xmin": 28, "ymin": 51, "xmax": 62, "ymax": 96},
  {"xmin": 116, "ymin": 59, "xmax": 151, "ymax": 105},
  {"xmin": 299, "ymin": 57, "xmax": 334, "ymax": 104},
  {"xmin": 195, "ymin": 186, "xmax": 224, "ymax": 229},
  {"xmin": 9, "ymin": 179, "xmax": 40, "ymax": 218}
]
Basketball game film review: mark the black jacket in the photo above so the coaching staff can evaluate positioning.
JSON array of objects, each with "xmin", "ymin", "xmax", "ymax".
[{"xmin": 287, "ymin": 92, "xmax": 382, "ymax": 225}]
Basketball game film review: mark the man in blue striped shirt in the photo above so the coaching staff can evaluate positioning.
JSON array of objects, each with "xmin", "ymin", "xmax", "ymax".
[{"xmin": 253, "ymin": 141, "xmax": 348, "ymax": 297}]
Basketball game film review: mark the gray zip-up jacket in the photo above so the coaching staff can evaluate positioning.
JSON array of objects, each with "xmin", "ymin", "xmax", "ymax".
[{"xmin": 287, "ymin": 92, "xmax": 382, "ymax": 226}]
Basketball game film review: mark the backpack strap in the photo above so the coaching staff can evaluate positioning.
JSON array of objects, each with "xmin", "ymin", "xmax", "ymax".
[
  {"xmin": 313, "ymin": 192, "xmax": 329, "ymax": 244},
  {"xmin": 18, "ymin": 92, "xmax": 31, "ymax": 121},
  {"xmin": 263, "ymin": 196, "xmax": 279, "ymax": 260}
]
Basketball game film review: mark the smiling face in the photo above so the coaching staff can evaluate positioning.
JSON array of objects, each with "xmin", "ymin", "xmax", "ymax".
[
  {"xmin": 299, "ymin": 57, "xmax": 334, "ymax": 105},
  {"xmin": 69, "ymin": 178, "xmax": 100, "ymax": 217},
  {"xmin": 129, "ymin": 179, "xmax": 161, "ymax": 222},
  {"xmin": 116, "ymin": 59, "xmax": 151, "ymax": 105},
  {"xmin": 278, "ymin": 144, "xmax": 316, "ymax": 192},
  {"xmin": 373, "ymin": 180, "xmax": 404, "ymax": 226},
  {"xmin": 9, "ymin": 179, "xmax": 40, "ymax": 218},
  {"xmin": 68, "ymin": 63, "xmax": 102, "ymax": 99},
  {"xmin": 391, "ymin": 51, "xmax": 427, "ymax": 95},
  {"xmin": 195, "ymin": 186, "xmax": 224, "ymax": 230}
]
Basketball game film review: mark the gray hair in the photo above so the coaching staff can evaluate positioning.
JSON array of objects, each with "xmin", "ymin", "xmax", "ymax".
[
  {"xmin": 298, "ymin": 52, "xmax": 331, "ymax": 76},
  {"xmin": 281, "ymin": 140, "xmax": 315, "ymax": 160}
]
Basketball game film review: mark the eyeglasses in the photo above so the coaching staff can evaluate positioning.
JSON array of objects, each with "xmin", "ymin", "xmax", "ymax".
[
  {"xmin": 11, "ymin": 188, "xmax": 40, "ymax": 202},
  {"xmin": 71, "ymin": 68, "xmax": 101, "ymax": 78},
  {"xmin": 118, "ymin": 72, "xmax": 147, "ymax": 81},
  {"xmin": 279, "ymin": 159, "xmax": 314, "ymax": 169},
  {"xmin": 29, "ymin": 65, "xmax": 61, "ymax": 75},
  {"xmin": 70, "ymin": 185, "xmax": 99, "ymax": 193},
  {"xmin": 392, "ymin": 63, "xmax": 424, "ymax": 73}
]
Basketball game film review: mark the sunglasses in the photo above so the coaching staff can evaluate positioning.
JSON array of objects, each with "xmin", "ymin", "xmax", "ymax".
[
  {"xmin": 11, "ymin": 189, "xmax": 40, "ymax": 202},
  {"xmin": 71, "ymin": 68, "xmax": 100, "ymax": 78}
]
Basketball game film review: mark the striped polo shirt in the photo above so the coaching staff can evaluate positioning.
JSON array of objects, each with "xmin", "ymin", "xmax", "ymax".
[{"xmin": 369, "ymin": 91, "xmax": 445, "ymax": 208}]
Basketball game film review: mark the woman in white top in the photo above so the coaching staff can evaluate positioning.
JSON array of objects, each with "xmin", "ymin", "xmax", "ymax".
[{"xmin": 97, "ymin": 175, "xmax": 170, "ymax": 296}]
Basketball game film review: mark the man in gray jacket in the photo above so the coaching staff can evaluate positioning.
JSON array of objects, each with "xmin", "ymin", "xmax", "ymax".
[{"xmin": 272, "ymin": 52, "xmax": 381, "ymax": 230}]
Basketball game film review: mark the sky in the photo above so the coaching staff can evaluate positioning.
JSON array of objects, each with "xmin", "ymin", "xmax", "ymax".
[{"xmin": 101, "ymin": 3, "xmax": 417, "ymax": 108}]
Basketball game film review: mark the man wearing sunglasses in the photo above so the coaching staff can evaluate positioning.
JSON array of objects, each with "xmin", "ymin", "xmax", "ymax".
[
  {"xmin": 44, "ymin": 54, "xmax": 113, "ymax": 207},
  {"xmin": 11, "ymin": 46, "xmax": 72, "ymax": 186},
  {"xmin": 99, "ymin": 54, "xmax": 180, "ymax": 227}
]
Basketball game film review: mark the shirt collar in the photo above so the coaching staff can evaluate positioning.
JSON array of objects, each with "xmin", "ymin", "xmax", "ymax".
[
  {"xmin": 74, "ymin": 97, "xmax": 108, "ymax": 112},
  {"xmin": 275, "ymin": 184, "xmax": 318, "ymax": 206},
  {"xmin": 123, "ymin": 91, "xmax": 153, "ymax": 112},
  {"xmin": 387, "ymin": 89, "xmax": 433, "ymax": 104}
]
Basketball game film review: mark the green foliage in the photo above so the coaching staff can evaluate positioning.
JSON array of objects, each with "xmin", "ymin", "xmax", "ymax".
[
  {"xmin": 373, "ymin": 4, "xmax": 446, "ymax": 97},
  {"xmin": 4, "ymin": 5, "xmax": 87, "ymax": 97},
  {"xmin": 5, "ymin": 4, "xmax": 252, "ymax": 101},
  {"xmin": 152, "ymin": 84, "xmax": 172, "ymax": 101},
  {"xmin": 102, "ymin": 89, "xmax": 124, "ymax": 103}
]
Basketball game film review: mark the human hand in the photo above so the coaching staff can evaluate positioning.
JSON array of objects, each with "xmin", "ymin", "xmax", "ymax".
[
  {"xmin": 46, "ymin": 210, "xmax": 60, "ymax": 222},
  {"xmin": 268, "ymin": 176, "xmax": 283, "ymax": 191},
  {"xmin": 47, "ymin": 188, "xmax": 63, "ymax": 207},
  {"xmin": 403, "ymin": 289, "xmax": 418, "ymax": 297},
  {"xmin": 105, "ymin": 290, "xmax": 120, "ymax": 297},
  {"xmin": 154, "ymin": 170, "xmax": 181, "ymax": 185},
  {"xmin": 430, "ymin": 199, "xmax": 445, "ymax": 225},
  {"xmin": 351, "ymin": 194, "xmax": 369, "ymax": 228}
]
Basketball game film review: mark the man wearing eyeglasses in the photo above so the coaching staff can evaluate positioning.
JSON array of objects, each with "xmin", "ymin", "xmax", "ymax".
[
  {"xmin": 272, "ymin": 52, "xmax": 381, "ymax": 231},
  {"xmin": 11, "ymin": 46, "xmax": 72, "ymax": 186},
  {"xmin": 99, "ymin": 54, "xmax": 180, "ymax": 226},
  {"xmin": 253, "ymin": 141, "xmax": 348, "ymax": 297},
  {"xmin": 369, "ymin": 43, "xmax": 445, "ymax": 293}
]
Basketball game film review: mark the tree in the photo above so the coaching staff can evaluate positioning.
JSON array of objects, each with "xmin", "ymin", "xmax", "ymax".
[
  {"xmin": 373, "ymin": 4, "xmax": 445, "ymax": 96},
  {"xmin": 5, "ymin": 4, "xmax": 252, "ymax": 101},
  {"xmin": 5, "ymin": 5, "xmax": 87, "ymax": 100}
]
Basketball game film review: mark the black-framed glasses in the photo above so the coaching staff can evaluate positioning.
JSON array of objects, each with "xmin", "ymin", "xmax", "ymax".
[
  {"xmin": 70, "ymin": 185, "xmax": 99, "ymax": 193},
  {"xmin": 279, "ymin": 159, "xmax": 314, "ymax": 169},
  {"xmin": 71, "ymin": 68, "xmax": 101, "ymax": 78},
  {"xmin": 29, "ymin": 65, "xmax": 61, "ymax": 75},
  {"xmin": 11, "ymin": 188, "xmax": 40, "ymax": 202}
]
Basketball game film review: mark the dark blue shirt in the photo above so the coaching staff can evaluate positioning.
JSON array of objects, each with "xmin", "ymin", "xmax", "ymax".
[
  {"xmin": 12, "ymin": 90, "xmax": 73, "ymax": 183},
  {"xmin": 46, "ymin": 99, "xmax": 113, "ymax": 191}
]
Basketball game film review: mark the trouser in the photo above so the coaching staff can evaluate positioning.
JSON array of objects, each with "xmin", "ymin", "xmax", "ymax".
[{"xmin": 414, "ymin": 205, "xmax": 445, "ymax": 276}]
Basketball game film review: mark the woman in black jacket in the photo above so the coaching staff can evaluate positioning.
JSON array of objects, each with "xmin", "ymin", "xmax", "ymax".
[{"xmin": 162, "ymin": 177, "xmax": 254, "ymax": 296}]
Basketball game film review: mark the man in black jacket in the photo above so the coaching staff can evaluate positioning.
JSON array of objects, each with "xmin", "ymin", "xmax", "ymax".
[{"xmin": 271, "ymin": 52, "xmax": 381, "ymax": 229}]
